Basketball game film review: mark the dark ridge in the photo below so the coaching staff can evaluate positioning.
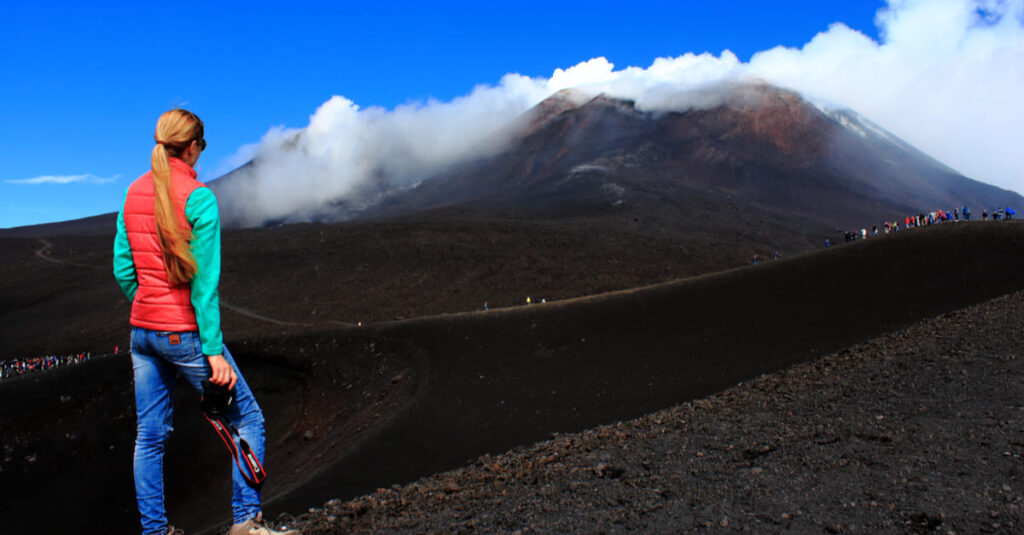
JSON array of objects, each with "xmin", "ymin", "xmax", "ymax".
[{"xmin": 0, "ymin": 211, "xmax": 116, "ymax": 238}]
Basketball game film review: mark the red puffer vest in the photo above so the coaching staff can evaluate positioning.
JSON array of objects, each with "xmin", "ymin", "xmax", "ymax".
[{"xmin": 123, "ymin": 157, "xmax": 205, "ymax": 331}]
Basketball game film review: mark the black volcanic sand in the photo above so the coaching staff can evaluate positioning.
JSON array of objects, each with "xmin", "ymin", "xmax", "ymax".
[
  {"xmin": 289, "ymin": 289, "xmax": 1024, "ymax": 535},
  {"xmin": 2, "ymin": 222, "xmax": 1024, "ymax": 534}
]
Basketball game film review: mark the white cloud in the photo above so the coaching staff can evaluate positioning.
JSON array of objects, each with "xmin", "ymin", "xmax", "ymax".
[
  {"xmin": 220, "ymin": 0, "xmax": 1024, "ymax": 226},
  {"xmin": 743, "ymin": 0, "xmax": 1024, "ymax": 197},
  {"xmin": 7, "ymin": 173, "xmax": 119, "ymax": 185}
]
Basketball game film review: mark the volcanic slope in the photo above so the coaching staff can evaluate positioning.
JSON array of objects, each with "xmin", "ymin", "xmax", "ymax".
[
  {"xmin": 3, "ymin": 222, "xmax": 1024, "ymax": 534},
  {"xmin": 318, "ymin": 82, "xmax": 1021, "ymax": 234},
  {"xmin": 0, "ymin": 213, "xmax": 779, "ymax": 361}
]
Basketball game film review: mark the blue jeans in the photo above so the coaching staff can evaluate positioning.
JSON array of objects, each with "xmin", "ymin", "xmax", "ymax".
[{"xmin": 131, "ymin": 327, "xmax": 265, "ymax": 535}]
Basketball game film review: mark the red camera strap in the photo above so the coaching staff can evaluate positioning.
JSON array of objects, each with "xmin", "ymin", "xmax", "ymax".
[{"xmin": 202, "ymin": 413, "xmax": 267, "ymax": 488}]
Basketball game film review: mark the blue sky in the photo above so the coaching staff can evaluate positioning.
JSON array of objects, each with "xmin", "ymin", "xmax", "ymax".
[{"xmin": 0, "ymin": 0, "xmax": 955, "ymax": 229}]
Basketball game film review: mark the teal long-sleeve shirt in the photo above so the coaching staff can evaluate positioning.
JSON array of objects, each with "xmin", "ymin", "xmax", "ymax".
[{"xmin": 113, "ymin": 187, "xmax": 223, "ymax": 356}]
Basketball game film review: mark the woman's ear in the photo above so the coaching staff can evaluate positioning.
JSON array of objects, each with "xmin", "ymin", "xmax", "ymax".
[{"xmin": 185, "ymin": 139, "xmax": 201, "ymax": 165}]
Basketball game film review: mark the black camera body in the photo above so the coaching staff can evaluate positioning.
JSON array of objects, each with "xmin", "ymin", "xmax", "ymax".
[{"xmin": 201, "ymin": 380, "xmax": 234, "ymax": 416}]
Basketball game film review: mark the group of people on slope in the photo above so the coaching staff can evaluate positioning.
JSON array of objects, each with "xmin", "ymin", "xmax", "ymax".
[
  {"xmin": 980, "ymin": 206, "xmax": 1016, "ymax": 220},
  {"xmin": 0, "ymin": 352, "xmax": 91, "ymax": 380},
  {"xmin": 829, "ymin": 203, "xmax": 1017, "ymax": 247}
]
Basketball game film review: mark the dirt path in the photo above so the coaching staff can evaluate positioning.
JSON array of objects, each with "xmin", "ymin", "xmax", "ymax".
[
  {"xmin": 35, "ymin": 238, "xmax": 306, "ymax": 328},
  {"xmin": 221, "ymin": 302, "xmax": 307, "ymax": 327},
  {"xmin": 33, "ymin": 238, "xmax": 102, "ymax": 269}
]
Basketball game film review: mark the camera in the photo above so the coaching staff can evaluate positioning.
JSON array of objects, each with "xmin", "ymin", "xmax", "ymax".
[{"xmin": 201, "ymin": 379, "xmax": 233, "ymax": 416}]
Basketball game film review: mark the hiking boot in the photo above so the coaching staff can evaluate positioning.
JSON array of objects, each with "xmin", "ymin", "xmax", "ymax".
[{"xmin": 227, "ymin": 512, "xmax": 299, "ymax": 535}]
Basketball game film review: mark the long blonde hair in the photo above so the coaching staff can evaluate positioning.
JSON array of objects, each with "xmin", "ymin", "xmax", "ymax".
[{"xmin": 151, "ymin": 109, "xmax": 204, "ymax": 285}]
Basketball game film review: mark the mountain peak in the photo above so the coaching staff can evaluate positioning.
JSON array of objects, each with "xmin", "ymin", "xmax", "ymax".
[
  {"xmin": 586, "ymin": 93, "xmax": 636, "ymax": 111},
  {"xmin": 364, "ymin": 80, "xmax": 1021, "ymax": 230}
]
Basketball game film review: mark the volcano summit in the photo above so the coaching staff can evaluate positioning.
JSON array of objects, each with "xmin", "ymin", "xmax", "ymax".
[{"xmin": 212, "ymin": 82, "xmax": 1020, "ymax": 234}]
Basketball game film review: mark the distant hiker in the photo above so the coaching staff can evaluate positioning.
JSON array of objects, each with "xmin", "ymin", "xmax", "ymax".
[
  {"xmin": 825, "ymin": 238, "xmax": 830, "ymax": 248},
  {"xmin": 1007, "ymin": 207, "xmax": 1015, "ymax": 220},
  {"xmin": 526, "ymin": 296, "xmax": 532, "ymax": 304},
  {"xmin": 483, "ymin": 302, "xmax": 489, "ymax": 311},
  {"xmin": 983, "ymin": 209, "xmax": 988, "ymax": 220},
  {"xmin": 963, "ymin": 205, "xmax": 970, "ymax": 221},
  {"xmin": 113, "ymin": 110, "xmax": 296, "ymax": 535}
]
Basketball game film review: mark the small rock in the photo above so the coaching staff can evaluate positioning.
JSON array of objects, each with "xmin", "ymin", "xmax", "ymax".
[{"xmin": 594, "ymin": 463, "xmax": 624, "ymax": 479}]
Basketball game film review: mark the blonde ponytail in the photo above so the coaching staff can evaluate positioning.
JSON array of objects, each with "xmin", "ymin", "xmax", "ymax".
[{"xmin": 151, "ymin": 109, "xmax": 204, "ymax": 285}]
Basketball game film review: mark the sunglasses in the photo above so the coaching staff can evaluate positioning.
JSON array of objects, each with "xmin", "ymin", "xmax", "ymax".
[{"xmin": 197, "ymin": 138, "xmax": 207, "ymax": 151}]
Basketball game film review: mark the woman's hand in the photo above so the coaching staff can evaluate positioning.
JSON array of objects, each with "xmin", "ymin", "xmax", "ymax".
[{"xmin": 207, "ymin": 354, "xmax": 238, "ymax": 390}]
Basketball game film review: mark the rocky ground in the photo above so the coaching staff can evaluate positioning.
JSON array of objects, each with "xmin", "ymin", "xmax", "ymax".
[{"xmin": 279, "ymin": 290, "xmax": 1024, "ymax": 534}]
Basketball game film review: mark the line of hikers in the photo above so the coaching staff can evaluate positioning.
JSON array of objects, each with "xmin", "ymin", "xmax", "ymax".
[
  {"xmin": 0, "ymin": 352, "xmax": 92, "ymax": 380},
  {"xmin": 828, "ymin": 204, "xmax": 1016, "ymax": 247}
]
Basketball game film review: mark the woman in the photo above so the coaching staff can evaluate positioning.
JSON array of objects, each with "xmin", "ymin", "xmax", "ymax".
[{"xmin": 113, "ymin": 109, "xmax": 296, "ymax": 535}]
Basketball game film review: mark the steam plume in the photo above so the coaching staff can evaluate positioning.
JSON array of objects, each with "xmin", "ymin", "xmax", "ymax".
[{"xmin": 218, "ymin": 0, "xmax": 1024, "ymax": 226}]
